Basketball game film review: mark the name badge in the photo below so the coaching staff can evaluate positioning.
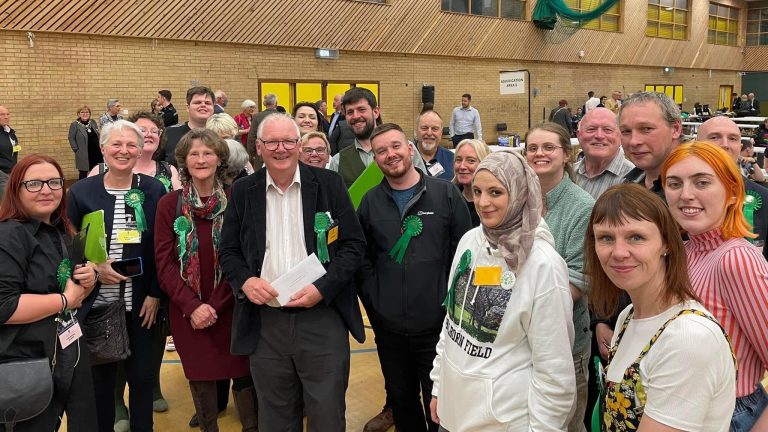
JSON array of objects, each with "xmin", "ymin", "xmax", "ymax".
[
  {"xmin": 428, "ymin": 162, "xmax": 445, "ymax": 177},
  {"xmin": 327, "ymin": 225, "xmax": 339, "ymax": 245},
  {"xmin": 57, "ymin": 315, "xmax": 83, "ymax": 349},
  {"xmin": 474, "ymin": 266, "xmax": 502, "ymax": 286},
  {"xmin": 11, "ymin": 145, "xmax": 21, "ymax": 153},
  {"xmin": 117, "ymin": 229, "xmax": 141, "ymax": 244}
]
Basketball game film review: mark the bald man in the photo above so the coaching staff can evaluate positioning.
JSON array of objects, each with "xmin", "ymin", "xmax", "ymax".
[
  {"xmin": 573, "ymin": 108, "xmax": 634, "ymax": 199},
  {"xmin": 698, "ymin": 116, "xmax": 768, "ymax": 242},
  {"xmin": 0, "ymin": 106, "xmax": 19, "ymax": 174},
  {"xmin": 416, "ymin": 110, "xmax": 454, "ymax": 181}
]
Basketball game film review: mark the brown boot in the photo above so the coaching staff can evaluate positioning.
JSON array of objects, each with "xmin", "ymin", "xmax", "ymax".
[
  {"xmin": 233, "ymin": 385, "xmax": 259, "ymax": 432},
  {"xmin": 363, "ymin": 406, "xmax": 394, "ymax": 432},
  {"xmin": 189, "ymin": 381, "xmax": 220, "ymax": 432}
]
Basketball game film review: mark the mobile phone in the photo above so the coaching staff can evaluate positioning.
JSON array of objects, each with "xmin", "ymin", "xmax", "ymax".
[{"xmin": 111, "ymin": 257, "xmax": 143, "ymax": 278}]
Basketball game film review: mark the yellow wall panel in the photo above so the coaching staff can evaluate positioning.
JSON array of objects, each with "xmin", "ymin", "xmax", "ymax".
[
  {"xmin": 260, "ymin": 83, "xmax": 291, "ymax": 112},
  {"xmin": 296, "ymin": 83, "xmax": 322, "ymax": 105},
  {"xmin": 326, "ymin": 83, "xmax": 351, "ymax": 113}
]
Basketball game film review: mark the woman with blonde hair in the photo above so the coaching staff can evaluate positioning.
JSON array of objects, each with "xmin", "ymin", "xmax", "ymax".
[
  {"xmin": 452, "ymin": 139, "xmax": 491, "ymax": 227},
  {"xmin": 206, "ymin": 113, "xmax": 239, "ymax": 140},
  {"xmin": 663, "ymin": 141, "xmax": 768, "ymax": 431},
  {"xmin": 68, "ymin": 105, "xmax": 101, "ymax": 179}
]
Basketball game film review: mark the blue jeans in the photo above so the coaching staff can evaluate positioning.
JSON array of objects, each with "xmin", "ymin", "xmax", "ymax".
[{"xmin": 731, "ymin": 384, "xmax": 768, "ymax": 432}]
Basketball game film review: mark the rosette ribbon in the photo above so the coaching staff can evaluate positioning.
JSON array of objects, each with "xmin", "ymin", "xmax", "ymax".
[
  {"xmin": 57, "ymin": 258, "xmax": 72, "ymax": 313},
  {"xmin": 125, "ymin": 188, "xmax": 147, "ymax": 232},
  {"xmin": 314, "ymin": 212, "xmax": 331, "ymax": 263},
  {"xmin": 157, "ymin": 175, "xmax": 171, "ymax": 193},
  {"xmin": 388, "ymin": 215, "xmax": 423, "ymax": 264},
  {"xmin": 443, "ymin": 250, "xmax": 472, "ymax": 316},
  {"xmin": 744, "ymin": 190, "xmax": 763, "ymax": 241},
  {"xmin": 174, "ymin": 216, "xmax": 192, "ymax": 259}
]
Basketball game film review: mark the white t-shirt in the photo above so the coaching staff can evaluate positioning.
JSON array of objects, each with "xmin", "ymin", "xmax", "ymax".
[{"xmin": 606, "ymin": 300, "xmax": 735, "ymax": 431}]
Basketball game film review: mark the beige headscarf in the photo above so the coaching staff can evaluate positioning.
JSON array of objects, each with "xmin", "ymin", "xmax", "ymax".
[{"xmin": 475, "ymin": 151, "xmax": 542, "ymax": 274}]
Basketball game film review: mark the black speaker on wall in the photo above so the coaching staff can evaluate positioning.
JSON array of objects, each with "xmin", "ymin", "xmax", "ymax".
[{"xmin": 422, "ymin": 85, "xmax": 435, "ymax": 104}]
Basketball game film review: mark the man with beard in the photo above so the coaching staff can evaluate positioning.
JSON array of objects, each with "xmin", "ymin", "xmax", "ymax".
[
  {"xmin": 163, "ymin": 86, "xmax": 215, "ymax": 166},
  {"xmin": 357, "ymin": 123, "xmax": 471, "ymax": 432},
  {"xmin": 416, "ymin": 110, "xmax": 453, "ymax": 181},
  {"xmin": 329, "ymin": 88, "xmax": 426, "ymax": 187}
]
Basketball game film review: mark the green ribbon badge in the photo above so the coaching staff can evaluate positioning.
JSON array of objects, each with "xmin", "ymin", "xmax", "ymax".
[
  {"xmin": 57, "ymin": 258, "xmax": 72, "ymax": 290},
  {"xmin": 744, "ymin": 191, "xmax": 763, "ymax": 241},
  {"xmin": 443, "ymin": 250, "xmax": 472, "ymax": 316},
  {"xmin": 389, "ymin": 215, "xmax": 423, "ymax": 264},
  {"xmin": 314, "ymin": 212, "xmax": 332, "ymax": 263},
  {"xmin": 157, "ymin": 175, "xmax": 171, "ymax": 193},
  {"xmin": 125, "ymin": 188, "xmax": 147, "ymax": 232},
  {"xmin": 173, "ymin": 216, "xmax": 192, "ymax": 259}
]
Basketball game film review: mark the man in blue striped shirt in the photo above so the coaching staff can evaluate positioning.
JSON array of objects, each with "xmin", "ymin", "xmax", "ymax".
[{"xmin": 449, "ymin": 94, "xmax": 482, "ymax": 147}]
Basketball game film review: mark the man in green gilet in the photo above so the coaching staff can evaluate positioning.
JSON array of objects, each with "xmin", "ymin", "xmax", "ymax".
[{"xmin": 329, "ymin": 88, "xmax": 425, "ymax": 188}]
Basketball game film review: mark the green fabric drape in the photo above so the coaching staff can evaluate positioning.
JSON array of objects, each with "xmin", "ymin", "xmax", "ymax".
[{"xmin": 533, "ymin": 0, "xmax": 621, "ymax": 30}]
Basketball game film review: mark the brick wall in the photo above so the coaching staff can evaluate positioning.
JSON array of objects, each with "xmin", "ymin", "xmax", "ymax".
[{"xmin": 1, "ymin": 30, "xmax": 740, "ymax": 178}]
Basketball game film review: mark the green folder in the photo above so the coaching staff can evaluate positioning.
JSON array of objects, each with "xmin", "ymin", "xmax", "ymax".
[
  {"xmin": 348, "ymin": 163, "xmax": 384, "ymax": 209},
  {"xmin": 81, "ymin": 210, "xmax": 108, "ymax": 263}
]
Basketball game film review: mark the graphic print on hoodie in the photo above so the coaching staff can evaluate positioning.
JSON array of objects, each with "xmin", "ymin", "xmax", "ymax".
[{"xmin": 448, "ymin": 265, "xmax": 513, "ymax": 344}]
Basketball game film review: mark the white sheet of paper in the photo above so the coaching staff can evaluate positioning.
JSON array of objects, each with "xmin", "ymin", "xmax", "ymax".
[{"xmin": 271, "ymin": 253, "xmax": 327, "ymax": 306}]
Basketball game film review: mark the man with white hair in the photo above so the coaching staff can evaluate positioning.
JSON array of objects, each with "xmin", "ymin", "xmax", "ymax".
[
  {"xmin": 214, "ymin": 89, "xmax": 228, "ymax": 114},
  {"xmin": 0, "ymin": 105, "xmax": 19, "ymax": 174},
  {"xmin": 573, "ymin": 107, "xmax": 634, "ymax": 199},
  {"xmin": 221, "ymin": 113, "xmax": 366, "ymax": 431}
]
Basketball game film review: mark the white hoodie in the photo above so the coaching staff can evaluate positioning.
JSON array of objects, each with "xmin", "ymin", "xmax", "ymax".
[{"xmin": 430, "ymin": 222, "xmax": 576, "ymax": 431}]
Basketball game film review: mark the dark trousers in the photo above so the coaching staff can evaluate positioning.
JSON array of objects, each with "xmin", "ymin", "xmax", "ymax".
[
  {"xmin": 92, "ymin": 312, "xmax": 153, "ymax": 432},
  {"xmin": 249, "ymin": 304, "xmax": 349, "ymax": 432},
  {"xmin": 374, "ymin": 326, "xmax": 440, "ymax": 432},
  {"xmin": 0, "ymin": 338, "xmax": 98, "ymax": 432},
  {"xmin": 115, "ymin": 318, "xmax": 169, "ymax": 412},
  {"xmin": 451, "ymin": 132, "xmax": 474, "ymax": 148}
]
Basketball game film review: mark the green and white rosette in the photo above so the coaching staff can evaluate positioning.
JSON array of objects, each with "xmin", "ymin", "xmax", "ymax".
[
  {"xmin": 174, "ymin": 216, "xmax": 192, "ymax": 259},
  {"xmin": 314, "ymin": 212, "xmax": 332, "ymax": 263},
  {"xmin": 125, "ymin": 188, "xmax": 147, "ymax": 232},
  {"xmin": 388, "ymin": 215, "xmax": 423, "ymax": 264},
  {"xmin": 744, "ymin": 190, "xmax": 763, "ymax": 241},
  {"xmin": 57, "ymin": 258, "xmax": 72, "ymax": 290},
  {"xmin": 157, "ymin": 175, "xmax": 171, "ymax": 193},
  {"xmin": 57, "ymin": 258, "xmax": 72, "ymax": 314},
  {"xmin": 443, "ymin": 250, "xmax": 472, "ymax": 315}
]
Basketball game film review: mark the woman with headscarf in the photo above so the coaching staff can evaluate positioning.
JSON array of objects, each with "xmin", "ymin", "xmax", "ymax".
[{"xmin": 429, "ymin": 151, "xmax": 575, "ymax": 430}]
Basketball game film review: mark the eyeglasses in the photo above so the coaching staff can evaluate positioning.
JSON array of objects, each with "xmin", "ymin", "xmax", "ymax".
[
  {"xmin": 525, "ymin": 144, "xmax": 563, "ymax": 155},
  {"xmin": 139, "ymin": 127, "xmax": 162, "ymax": 137},
  {"xmin": 21, "ymin": 178, "xmax": 64, "ymax": 192},
  {"xmin": 302, "ymin": 147, "xmax": 328, "ymax": 155},
  {"xmin": 261, "ymin": 139, "xmax": 299, "ymax": 151}
]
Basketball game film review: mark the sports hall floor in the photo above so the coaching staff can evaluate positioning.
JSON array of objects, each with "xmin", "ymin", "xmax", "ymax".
[{"xmin": 62, "ymin": 318, "xmax": 768, "ymax": 432}]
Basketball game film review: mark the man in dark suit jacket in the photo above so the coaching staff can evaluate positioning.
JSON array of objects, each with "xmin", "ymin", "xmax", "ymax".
[
  {"xmin": 220, "ymin": 113, "xmax": 365, "ymax": 431},
  {"xmin": 328, "ymin": 119, "xmax": 356, "ymax": 155}
]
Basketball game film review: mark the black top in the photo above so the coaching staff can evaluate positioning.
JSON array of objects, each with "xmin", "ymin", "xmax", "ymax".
[
  {"xmin": 160, "ymin": 103, "xmax": 179, "ymax": 128},
  {"xmin": 0, "ymin": 126, "xmax": 19, "ymax": 174},
  {"xmin": 163, "ymin": 122, "xmax": 191, "ymax": 167},
  {"xmin": 0, "ymin": 219, "xmax": 68, "ymax": 360}
]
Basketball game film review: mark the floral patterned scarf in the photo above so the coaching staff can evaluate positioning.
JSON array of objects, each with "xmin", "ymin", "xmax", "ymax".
[{"xmin": 178, "ymin": 181, "xmax": 227, "ymax": 297}]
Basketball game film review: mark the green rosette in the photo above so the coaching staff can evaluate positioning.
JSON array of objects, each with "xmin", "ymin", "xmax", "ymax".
[
  {"xmin": 314, "ymin": 212, "xmax": 332, "ymax": 263},
  {"xmin": 157, "ymin": 175, "xmax": 171, "ymax": 192},
  {"xmin": 57, "ymin": 258, "xmax": 72, "ymax": 290},
  {"xmin": 744, "ymin": 192, "xmax": 760, "ymax": 241},
  {"xmin": 388, "ymin": 215, "xmax": 423, "ymax": 264},
  {"xmin": 125, "ymin": 188, "xmax": 147, "ymax": 232},
  {"xmin": 174, "ymin": 216, "xmax": 192, "ymax": 259},
  {"xmin": 443, "ymin": 250, "xmax": 472, "ymax": 317}
]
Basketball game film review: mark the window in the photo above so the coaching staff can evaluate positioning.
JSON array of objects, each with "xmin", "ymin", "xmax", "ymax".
[
  {"xmin": 563, "ymin": 0, "xmax": 621, "ymax": 32},
  {"xmin": 441, "ymin": 0, "xmax": 526, "ymax": 20},
  {"xmin": 258, "ymin": 82, "xmax": 380, "ymax": 113},
  {"xmin": 746, "ymin": 7, "xmax": 768, "ymax": 46},
  {"xmin": 644, "ymin": 84, "xmax": 684, "ymax": 105},
  {"xmin": 708, "ymin": 3, "xmax": 739, "ymax": 46},
  {"xmin": 647, "ymin": 0, "xmax": 689, "ymax": 41}
]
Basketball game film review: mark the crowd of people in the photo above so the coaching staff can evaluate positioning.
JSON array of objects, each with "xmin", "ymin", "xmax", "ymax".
[{"xmin": 0, "ymin": 85, "xmax": 766, "ymax": 432}]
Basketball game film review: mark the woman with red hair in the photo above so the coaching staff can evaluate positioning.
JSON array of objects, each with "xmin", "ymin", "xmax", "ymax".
[
  {"xmin": 663, "ymin": 141, "xmax": 768, "ymax": 431},
  {"xmin": 0, "ymin": 154, "xmax": 98, "ymax": 431}
]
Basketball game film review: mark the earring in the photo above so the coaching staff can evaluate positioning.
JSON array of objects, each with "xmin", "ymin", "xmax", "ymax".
[{"xmin": 662, "ymin": 252, "xmax": 668, "ymax": 257}]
